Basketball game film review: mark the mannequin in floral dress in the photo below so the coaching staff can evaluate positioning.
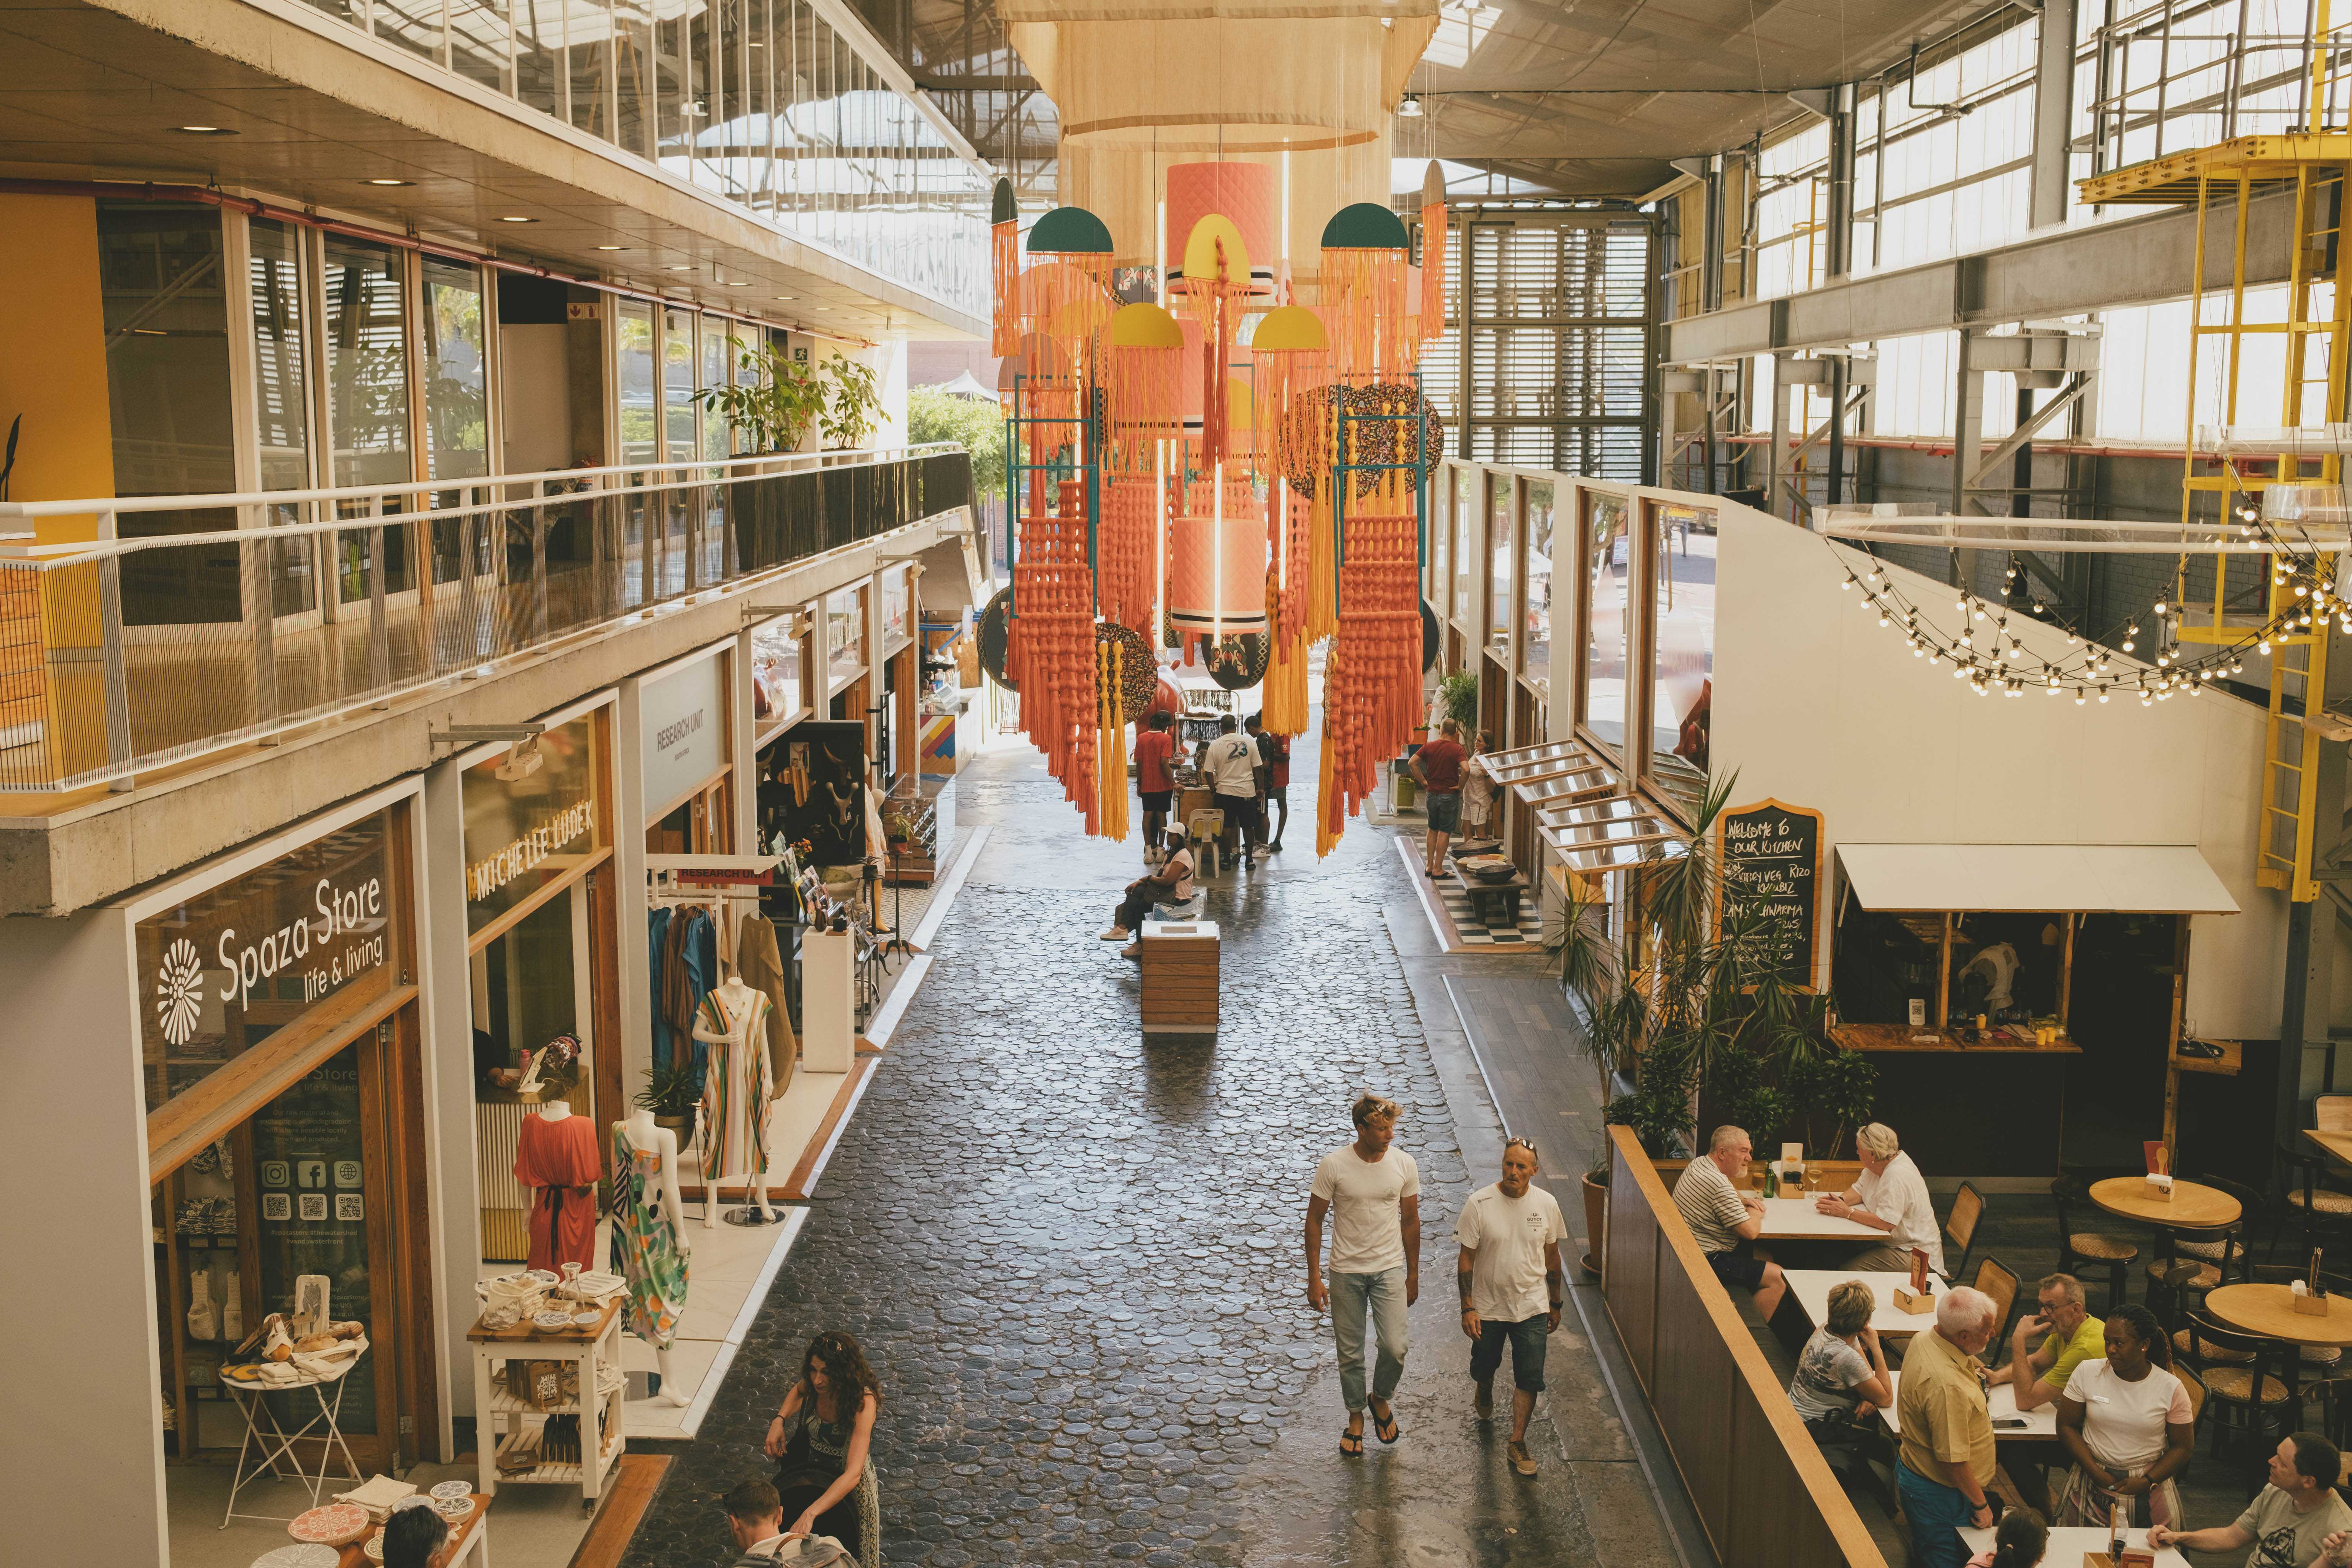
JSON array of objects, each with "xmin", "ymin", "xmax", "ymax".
[{"xmin": 611, "ymin": 1108, "xmax": 692, "ymax": 1406}]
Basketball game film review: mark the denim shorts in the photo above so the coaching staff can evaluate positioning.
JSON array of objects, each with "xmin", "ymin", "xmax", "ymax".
[
  {"xmin": 1469, "ymin": 1314, "xmax": 1550, "ymax": 1393},
  {"xmin": 1427, "ymin": 790, "xmax": 1462, "ymax": 834}
]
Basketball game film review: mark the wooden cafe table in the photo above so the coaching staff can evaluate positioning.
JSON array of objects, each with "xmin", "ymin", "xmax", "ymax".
[
  {"xmin": 2088, "ymin": 1176, "xmax": 2241, "ymax": 1230},
  {"xmin": 2204, "ymin": 1283, "xmax": 2352, "ymax": 1347},
  {"xmin": 2304, "ymin": 1126, "xmax": 2352, "ymax": 1168}
]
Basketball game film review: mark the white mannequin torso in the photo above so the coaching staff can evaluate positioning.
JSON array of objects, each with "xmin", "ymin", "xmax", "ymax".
[{"xmin": 539, "ymin": 1099, "xmax": 571, "ymax": 1122}]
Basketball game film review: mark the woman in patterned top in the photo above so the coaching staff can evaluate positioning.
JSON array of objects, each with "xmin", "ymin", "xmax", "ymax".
[{"xmin": 765, "ymin": 1330, "xmax": 884, "ymax": 1566}]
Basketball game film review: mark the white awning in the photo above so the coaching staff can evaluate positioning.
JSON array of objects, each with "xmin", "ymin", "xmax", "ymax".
[{"xmin": 1833, "ymin": 843, "xmax": 2240, "ymax": 915}]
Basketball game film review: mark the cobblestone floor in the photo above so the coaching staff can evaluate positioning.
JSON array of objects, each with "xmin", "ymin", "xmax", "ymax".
[{"xmin": 619, "ymin": 724, "xmax": 1672, "ymax": 1567}]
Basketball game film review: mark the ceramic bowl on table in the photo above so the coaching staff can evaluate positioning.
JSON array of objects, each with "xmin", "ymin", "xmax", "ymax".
[
  {"xmin": 251, "ymin": 1546, "xmax": 341, "ymax": 1568},
  {"xmin": 532, "ymin": 1308, "xmax": 574, "ymax": 1331},
  {"xmin": 363, "ymin": 1534, "xmax": 385, "ymax": 1563},
  {"xmin": 429, "ymin": 1480, "xmax": 474, "ymax": 1504},
  {"xmin": 434, "ymin": 1495, "xmax": 473, "ymax": 1522}
]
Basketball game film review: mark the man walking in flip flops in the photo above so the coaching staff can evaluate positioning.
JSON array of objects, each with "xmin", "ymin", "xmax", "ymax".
[{"xmin": 1304, "ymin": 1094, "xmax": 1421, "ymax": 1456}]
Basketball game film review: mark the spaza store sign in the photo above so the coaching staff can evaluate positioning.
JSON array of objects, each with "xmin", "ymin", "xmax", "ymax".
[{"xmin": 137, "ymin": 817, "xmax": 396, "ymax": 1062}]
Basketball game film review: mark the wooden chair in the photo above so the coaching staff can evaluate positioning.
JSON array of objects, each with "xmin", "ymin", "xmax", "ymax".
[
  {"xmin": 2304, "ymin": 1374, "xmax": 2352, "ymax": 1455},
  {"xmin": 2052, "ymin": 1174, "xmax": 2139, "ymax": 1311},
  {"xmin": 2273, "ymin": 1138, "xmax": 2352, "ymax": 1263},
  {"xmin": 2155, "ymin": 1260, "xmax": 2248, "ymax": 1374},
  {"xmin": 2178, "ymin": 1364, "xmax": 2208, "ymax": 1435},
  {"xmin": 1972, "ymin": 1255, "xmax": 2021, "ymax": 1345},
  {"xmin": 2317, "ymin": 1095, "xmax": 2352, "ymax": 1134},
  {"xmin": 2181, "ymin": 1308, "xmax": 2299, "ymax": 1473},
  {"xmin": 2147, "ymin": 1174, "xmax": 2254, "ymax": 1300},
  {"xmin": 1945, "ymin": 1182, "xmax": 1985, "ymax": 1282}
]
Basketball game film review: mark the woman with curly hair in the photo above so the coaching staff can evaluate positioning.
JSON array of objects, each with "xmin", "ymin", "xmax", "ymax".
[
  {"xmin": 2051, "ymin": 1303, "xmax": 2193, "ymax": 1532},
  {"xmin": 763, "ymin": 1330, "xmax": 882, "ymax": 1565}
]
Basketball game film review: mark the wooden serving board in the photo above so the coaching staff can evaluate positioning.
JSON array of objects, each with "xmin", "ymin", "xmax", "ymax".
[{"xmin": 466, "ymin": 1296, "xmax": 621, "ymax": 1344}]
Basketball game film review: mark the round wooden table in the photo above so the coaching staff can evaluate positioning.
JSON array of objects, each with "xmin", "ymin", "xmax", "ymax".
[
  {"xmin": 2204, "ymin": 1283, "xmax": 2352, "ymax": 1347},
  {"xmin": 2087, "ymin": 1176, "xmax": 2241, "ymax": 1229}
]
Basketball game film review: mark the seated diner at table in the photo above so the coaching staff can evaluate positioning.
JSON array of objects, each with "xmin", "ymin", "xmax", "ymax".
[
  {"xmin": 1990, "ymin": 1272, "xmax": 2104, "ymax": 1515},
  {"xmin": 1785, "ymin": 1278, "xmax": 1892, "ymax": 1453},
  {"xmin": 1967, "ymin": 1510, "xmax": 2049, "ymax": 1568},
  {"xmin": 2050, "ymin": 1303, "xmax": 2192, "ymax": 1533},
  {"xmin": 1813, "ymin": 1121, "xmax": 1946, "ymax": 1274},
  {"xmin": 1671, "ymin": 1124, "xmax": 1787, "ymax": 1322},
  {"xmin": 2146, "ymin": 1432, "xmax": 2351, "ymax": 1568}
]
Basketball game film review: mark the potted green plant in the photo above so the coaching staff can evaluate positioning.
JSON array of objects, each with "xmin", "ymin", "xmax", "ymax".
[
  {"xmin": 1437, "ymin": 670, "xmax": 1477, "ymax": 731},
  {"xmin": 634, "ymin": 1059, "xmax": 699, "ymax": 1134},
  {"xmin": 1785, "ymin": 1043, "xmax": 1878, "ymax": 1160},
  {"xmin": 819, "ymin": 356, "xmax": 885, "ymax": 451},
  {"xmin": 699, "ymin": 338, "xmax": 826, "ymax": 454}
]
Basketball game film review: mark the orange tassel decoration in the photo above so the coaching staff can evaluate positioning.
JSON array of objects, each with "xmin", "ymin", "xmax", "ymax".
[
  {"xmin": 990, "ymin": 176, "xmax": 1019, "ymax": 358},
  {"xmin": 1008, "ymin": 477, "xmax": 1101, "ymax": 833},
  {"xmin": 1320, "ymin": 202, "xmax": 1417, "ymax": 380},
  {"xmin": 1417, "ymin": 160, "xmax": 1449, "ymax": 343}
]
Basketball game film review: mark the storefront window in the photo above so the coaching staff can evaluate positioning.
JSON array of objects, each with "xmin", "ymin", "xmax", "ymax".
[
  {"xmin": 1649, "ymin": 501, "xmax": 1718, "ymax": 808},
  {"xmin": 136, "ymin": 813, "xmax": 396, "ymax": 1116},
  {"xmin": 248, "ymin": 217, "xmax": 317, "ymax": 618},
  {"xmin": 422, "ymin": 258, "xmax": 489, "ymax": 483},
  {"xmin": 323, "ymin": 235, "xmax": 414, "ymax": 603},
  {"xmin": 1487, "ymin": 473, "xmax": 1514, "ymax": 659},
  {"xmin": 463, "ymin": 711, "xmax": 604, "ymax": 933},
  {"xmin": 662, "ymin": 309, "xmax": 697, "ymax": 463},
  {"xmin": 702, "ymin": 316, "xmax": 730, "ymax": 460},
  {"xmin": 828, "ymin": 585, "xmax": 865, "ymax": 689},
  {"xmin": 250, "ymin": 1044, "xmax": 378, "ymax": 1433},
  {"xmin": 1524, "ymin": 480, "xmax": 1555, "ymax": 694},
  {"xmin": 750, "ymin": 613, "xmax": 804, "ymax": 737},
  {"xmin": 879, "ymin": 566, "xmax": 911, "ymax": 649},
  {"xmin": 1581, "ymin": 490, "xmax": 1631, "ymax": 753},
  {"xmin": 1452, "ymin": 468, "xmax": 1474, "ymax": 626}
]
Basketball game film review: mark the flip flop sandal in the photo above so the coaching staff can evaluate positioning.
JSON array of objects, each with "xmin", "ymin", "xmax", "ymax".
[
  {"xmin": 1340, "ymin": 1428, "xmax": 1364, "ymax": 1457},
  {"xmin": 1371, "ymin": 1406, "xmax": 1400, "ymax": 1444}
]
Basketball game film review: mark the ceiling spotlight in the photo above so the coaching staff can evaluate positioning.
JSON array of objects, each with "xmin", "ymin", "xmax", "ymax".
[
  {"xmin": 175, "ymin": 125, "xmax": 238, "ymax": 135},
  {"xmin": 774, "ymin": 294, "xmax": 795, "ymax": 301},
  {"xmin": 499, "ymin": 215, "xmax": 537, "ymax": 223},
  {"xmin": 595, "ymin": 244, "xmax": 626, "ymax": 251},
  {"xmin": 665, "ymin": 264, "xmax": 692, "ymax": 270},
  {"xmin": 1397, "ymin": 95, "xmax": 1424, "ymax": 119}
]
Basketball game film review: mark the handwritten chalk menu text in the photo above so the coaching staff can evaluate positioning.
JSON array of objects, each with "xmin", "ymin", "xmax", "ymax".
[{"xmin": 1715, "ymin": 799, "xmax": 1826, "ymax": 991}]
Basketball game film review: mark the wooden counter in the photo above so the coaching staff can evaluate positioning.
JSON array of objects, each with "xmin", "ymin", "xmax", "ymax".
[{"xmin": 1829, "ymin": 1022, "xmax": 2081, "ymax": 1055}]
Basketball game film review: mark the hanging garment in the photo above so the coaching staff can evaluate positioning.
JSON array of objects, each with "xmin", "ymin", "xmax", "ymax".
[
  {"xmin": 695, "ymin": 989, "xmax": 775, "ymax": 1179},
  {"xmin": 609, "ymin": 1124, "xmax": 689, "ymax": 1350},
  {"xmin": 661, "ymin": 908, "xmax": 719, "ymax": 1091},
  {"xmin": 648, "ymin": 906, "xmax": 675, "ymax": 1074},
  {"xmin": 515, "ymin": 1112, "xmax": 601, "ymax": 1274},
  {"xmin": 736, "ymin": 913, "xmax": 799, "ymax": 1099}
]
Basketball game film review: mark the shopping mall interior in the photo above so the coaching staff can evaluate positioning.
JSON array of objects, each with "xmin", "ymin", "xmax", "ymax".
[{"xmin": 12, "ymin": 2, "xmax": 2352, "ymax": 1567}]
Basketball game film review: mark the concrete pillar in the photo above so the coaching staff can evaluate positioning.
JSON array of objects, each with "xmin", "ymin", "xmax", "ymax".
[
  {"xmin": 613, "ymin": 682, "xmax": 653, "ymax": 1099},
  {"xmin": 1767, "ymin": 352, "xmax": 1792, "ymax": 519},
  {"xmin": 0, "ymin": 906, "xmax": 166, "ymax": 1563},
  {"xmin": 734, "ymin": 624, "xmax": 760, "ymax": 855},
  {"xmin": 419, "ymin": 757, "xmax": 478, "ymax": 1448}
]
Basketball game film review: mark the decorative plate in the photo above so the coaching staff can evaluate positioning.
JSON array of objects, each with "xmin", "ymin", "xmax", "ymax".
[
  {"xmin": 363, "ymin": 1533, "xmax": 385, "ymax": 1562},
  {"xmin": 1095, "ymin": 623, "xmax": 1158, "ymax": 720},
  {"xmin": 251, "ymin": 1547, "xmax": 340, "ymax": 1568},
  {"xmin": 532, "ymin": 1309, "xmax": 574, "ymax": 1331},
  {"xmin": 287, "ymin": 1503, "xmax": 370, "ymax": 1545},
  {"xmin": 573, "ymin": 1309, "xmax": 603, "ymax": 1327},
  {"xmin": 429, "ymin": 1480, "xmax": 475, "ymax": 1503},
  {"xmin": 434, "ymin": 1496, "xmax": 474, "ymax": 1521},
  {"xmin": 566, "ymin": 1272, "xmax": 625, "ymax": 1297},
  {"xmin": 977, "ymin": 588, "xmax": 1016, "ymax": 692},
  {"xmin": 390, "ymin": 1495, "xmax": 434, "ymax": 1513}
]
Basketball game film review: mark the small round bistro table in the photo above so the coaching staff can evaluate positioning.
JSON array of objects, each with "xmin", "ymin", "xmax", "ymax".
[
  {"xmin": 2087, "ymin": 1176, "xmax": 2241, "ymax": 1230},
  {"xmin": 2203, "ymin": 1283, "xmax": 2352, "ymax": 1347}
]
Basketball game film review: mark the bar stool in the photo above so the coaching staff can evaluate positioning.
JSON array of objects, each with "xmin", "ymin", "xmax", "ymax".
[{"xmin": 2051, "ymin": 1174, "xmax": 2139, "ymax": 1311}]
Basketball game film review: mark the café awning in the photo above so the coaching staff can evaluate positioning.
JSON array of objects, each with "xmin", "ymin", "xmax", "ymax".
[{"xmin": 1833, "ymin": 843, "xmax": 2240, "ymax": 915}]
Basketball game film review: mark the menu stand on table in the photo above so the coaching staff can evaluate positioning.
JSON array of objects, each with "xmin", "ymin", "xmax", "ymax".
[
  {"xmin": 218, "ymin": 1347, "xmax": 368, "ymax": 1528},
  {"xmin": 468, "ymin": 1298, "xmax": 626, "ymax": 1510}
]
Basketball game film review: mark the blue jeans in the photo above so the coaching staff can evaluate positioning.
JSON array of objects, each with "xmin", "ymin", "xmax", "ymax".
[
  {"xmin": 1896, "ymin": 1460, "xmax": 1974, "ymax": 1568},
  {"xmin": 1330, "ymin": 1268, "xmax": 1409, "ymax": 1412}
]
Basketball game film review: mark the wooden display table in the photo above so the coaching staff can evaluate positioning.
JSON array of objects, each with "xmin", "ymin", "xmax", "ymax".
[
  {"xmin": 1140, "ymin": 919, "xmax": 1219, "ymax": 1036},
  {"xmin": 2088, "ymin": 1176, "xmax": 2240, "ymax": 1230},
  {"xmin": 2204, "ymin": 1282, "xmax": 2352, "ymax": 1346},
  {"xmin": 1446, "ymin": 854, "xmax": 1528, "ymax": 927},
  {"xmin": 333, "ymin": 1494, "xmax": 490, "ymax": 1567},
  {"xmin": 467, "ymin": 1296, "xmax": 626, "ymax": 1507}
]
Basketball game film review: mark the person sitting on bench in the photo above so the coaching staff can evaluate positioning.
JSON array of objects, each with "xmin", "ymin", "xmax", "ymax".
[{"xmin": 1100, "ymin": 828, "xmax": 1196, "ymax": 958}]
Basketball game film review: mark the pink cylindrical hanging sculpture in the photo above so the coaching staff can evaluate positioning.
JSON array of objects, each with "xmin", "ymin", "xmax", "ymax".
[
  {"xmin": 1167, "ymin": 470, "xmax": 1267, "ymax": 644},
  {"xmin": 1166, "ymin": 162, "xmax": 1278, "ymax": 297}
]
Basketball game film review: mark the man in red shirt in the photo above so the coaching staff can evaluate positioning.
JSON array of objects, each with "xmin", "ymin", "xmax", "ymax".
[
  {"xmin": 1408, "ymin": 718, "xmax": 1468, "ymax": 879},
  {"xmin": 1133, "ymin": 711, "xmax": 1178, "ymax": 863}
]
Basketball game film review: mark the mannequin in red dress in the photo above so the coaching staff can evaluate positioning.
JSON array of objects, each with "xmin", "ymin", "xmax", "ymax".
[{"xmin": 514, "ymin": 1099, "xmax": 601, "ymax": 1273}]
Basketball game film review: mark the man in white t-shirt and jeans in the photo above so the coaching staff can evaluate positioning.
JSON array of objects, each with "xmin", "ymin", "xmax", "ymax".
[
  {"xmin": 1458, "ymin": 1137, "xmax": 1567, "ymax": 1477},
  {"xmin": 1305, "ymin": 1093, "xmax": 1421, "ymax": 1456}
]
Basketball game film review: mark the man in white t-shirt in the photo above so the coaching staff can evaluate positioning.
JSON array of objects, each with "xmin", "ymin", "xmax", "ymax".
[
  {"xmin": 1306, "ymin": 1093, "xmax": 1421, "ymax": 1456},
  {"xmin": 1817, "ymin": 1122, "xmax": 1945, "ymax": 1275},
  {"xmin": 1201, "ymin": 714, "xmax": 1262, "ymax": 862},
  {"xmin": 1458, "ymin": 1137, "xmax": 1567, "ymax": 1477}
]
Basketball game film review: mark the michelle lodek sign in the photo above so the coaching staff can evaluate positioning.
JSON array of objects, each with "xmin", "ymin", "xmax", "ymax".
[
  {"xmin": 1715, "ymin": 798, "xmax": 1826, "ymax": 992},
  {"xmin": 461, "ymin": 711, "xmax": 603, "ymax": 931}
]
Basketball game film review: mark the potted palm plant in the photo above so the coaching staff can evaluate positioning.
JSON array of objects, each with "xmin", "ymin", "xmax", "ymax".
[
  {"xmin": 819, "ymin": 356, "xmax": 885, "ymax": 451},
  {"xmin": 634, "ymin": 1059, "xmax": 699, "ymax": 1135}
]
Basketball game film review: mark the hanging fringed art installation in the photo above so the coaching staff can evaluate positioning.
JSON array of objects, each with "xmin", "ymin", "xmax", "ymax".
[
  {"xmin": 991, "ymin": 177, "xmax": 1020, "ymax": 358},
  {"xmin": 993, "ymin": 169, "xmax": 1436, "ymax": 853}
]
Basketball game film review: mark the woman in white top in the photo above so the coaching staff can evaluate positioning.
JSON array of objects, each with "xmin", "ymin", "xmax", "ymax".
[{"xmin": 2052, "ymin": 1303, "xmax": 2194, "ymax": 1530}]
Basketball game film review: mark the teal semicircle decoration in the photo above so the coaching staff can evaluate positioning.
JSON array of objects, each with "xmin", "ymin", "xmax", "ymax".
[
  {"xmin": 1320, "ymin": 202, "xmax": 1410, "ymax": 251},
  {"xmin": 1027, "ymin": 206, "xmax": 1114, "ymax": 255},
  {"xmin": 992, "ymin": 177, "xmax": 1017, "ymax": 226}
]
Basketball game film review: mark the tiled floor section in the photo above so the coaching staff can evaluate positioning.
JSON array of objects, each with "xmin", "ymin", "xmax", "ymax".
[{"xmin": 614, "ymin": 727, "xmax": 1684, "ymax": 1567}]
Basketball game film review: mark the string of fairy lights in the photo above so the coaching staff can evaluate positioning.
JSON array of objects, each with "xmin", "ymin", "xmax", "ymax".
[{"xmin": 1822, "ymin": 496, "xmax": 2352, "ymax": 706}]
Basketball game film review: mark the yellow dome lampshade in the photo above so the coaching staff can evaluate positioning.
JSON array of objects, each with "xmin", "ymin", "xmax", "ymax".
[
  {"xmin": 1252, "ymin": 305, "xmax": 1328, "ymax": 353},
  {"xmin": 1107, "ymin": 301, "xmax": 1184, "ymax": 347},
  {"xmin": 1180, "ymin": 215, "xmax": 1252, "ymax": 293}
]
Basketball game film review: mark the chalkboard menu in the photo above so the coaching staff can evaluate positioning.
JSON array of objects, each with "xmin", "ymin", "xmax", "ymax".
[{"xmin": 1715, "ymin": 799, "xmax": 1826, "ymax": 991}]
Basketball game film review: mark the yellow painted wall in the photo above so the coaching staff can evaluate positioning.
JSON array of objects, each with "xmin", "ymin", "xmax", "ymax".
[{"xmin": 0, "ymin": 192, "xmax": 115, "ymax": 544}]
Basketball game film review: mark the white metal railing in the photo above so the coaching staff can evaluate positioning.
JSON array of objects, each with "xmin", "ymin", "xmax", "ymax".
[{"xmin": 0, "ymin": 444, "xmax": 970, "ymax": 793}]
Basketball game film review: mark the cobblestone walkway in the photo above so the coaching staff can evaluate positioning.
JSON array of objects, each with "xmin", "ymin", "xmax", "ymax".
[{"xmin": 619, "ymin": 732, "xmax": 1669, "ymax": 1567}]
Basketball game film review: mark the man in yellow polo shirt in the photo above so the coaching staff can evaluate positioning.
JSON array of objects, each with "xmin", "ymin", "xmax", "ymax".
[
  {"xmin": 1896, "ymin": 1286, "xmax": 2000, "ymax": 1568},
  {"xmin": 1994, "ymin": 1272, "xmax": 2103, "ymax": 1512}
]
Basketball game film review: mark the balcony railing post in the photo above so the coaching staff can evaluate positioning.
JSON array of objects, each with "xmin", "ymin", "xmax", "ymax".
[
  {"xmin": 531, "ymin": 498, "xmax": 549, "ymax": 644},
  {"xmin": 95, "ymin": 512, "xmax": 133, "ymax": 792},
  {"xmin": 244, "ymin": 503, "xmax": 279, "ymax": 740},
  {"xmin": 369, "ymin": 518, "xmax": 391, "ymax": 701},
  {"xmin": 459, "ymin": 502, "xmax": 478, "ymax": 668}
]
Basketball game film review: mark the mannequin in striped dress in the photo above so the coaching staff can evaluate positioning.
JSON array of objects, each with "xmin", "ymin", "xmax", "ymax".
[{"xmin": 692, "ymin": 977, "xmax": 775, "ymax": 1226}]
